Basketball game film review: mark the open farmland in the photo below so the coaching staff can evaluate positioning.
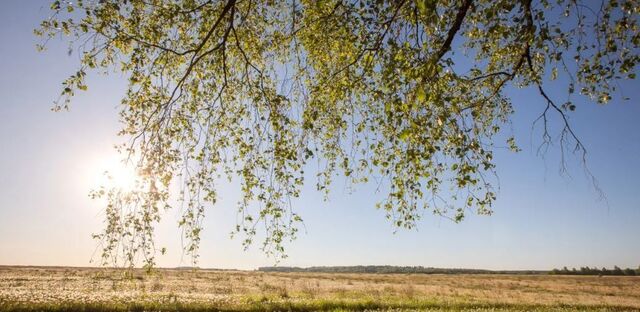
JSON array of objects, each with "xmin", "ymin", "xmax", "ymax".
[{"xmin": 0, "ymin": 266, "xmax": 639, "ymax": 311}]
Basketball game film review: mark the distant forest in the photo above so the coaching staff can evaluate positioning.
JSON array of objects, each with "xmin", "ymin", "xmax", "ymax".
[
  {"xmin": 549, "ymin": 266, "xmax": 639, "ymax": 276},
  {"xmin": 258, "ymin": 266, "xmax": 546, "ymax": 275},
  {"xmin": 258, "ymin": 265, "xmax": 640, "ymax": 276}
]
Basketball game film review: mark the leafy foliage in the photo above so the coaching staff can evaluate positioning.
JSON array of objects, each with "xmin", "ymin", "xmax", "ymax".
[{"xmin": 37, "ymin": 0, "xmax": 639, "ymax": 267}]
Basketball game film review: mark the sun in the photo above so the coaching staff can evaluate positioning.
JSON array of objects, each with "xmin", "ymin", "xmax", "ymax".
[{"xmin": 91, "ymin": 154, "xmax": 140, "ymax": 191}]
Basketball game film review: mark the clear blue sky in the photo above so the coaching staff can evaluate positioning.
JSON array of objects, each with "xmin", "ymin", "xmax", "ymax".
[{"xmin": 0, "ymin": 1, "xmax": 638, "ymax": 270}]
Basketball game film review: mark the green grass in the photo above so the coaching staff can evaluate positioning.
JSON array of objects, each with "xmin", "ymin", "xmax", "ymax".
[{"xmin": 1, "ymin": 299, "xmax": 639, "ymax": 312}]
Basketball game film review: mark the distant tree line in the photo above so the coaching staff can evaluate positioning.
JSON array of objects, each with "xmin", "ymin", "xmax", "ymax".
[
  {"xmin": 258, "ymin": 265, "xmax": 640, "ymax": 276},
  {"xmin": 258, "ymin": 266, "xmax": 547, "ymax": 275},
  {"xmin": 549, "ymin": 266, "xmax": 639, "ymax": 276}
]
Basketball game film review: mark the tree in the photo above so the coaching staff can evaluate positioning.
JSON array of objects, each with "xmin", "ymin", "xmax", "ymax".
[
  {"xmin": 37, "ymin": 0, "xmax": 639, "ymax": 267},
  {"xmin": 612, "ymin": 265, "xmax": 624, "ymax": 275}
]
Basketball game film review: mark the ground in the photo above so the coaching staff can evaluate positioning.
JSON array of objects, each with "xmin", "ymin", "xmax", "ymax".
[{"xmin": 0, "ymin": 266, "xmax": 638, "ymax": 311}]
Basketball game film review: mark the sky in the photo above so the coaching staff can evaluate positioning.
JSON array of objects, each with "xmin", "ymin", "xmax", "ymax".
[{"xmin": 0, "ymin": 1, "xmax": 638, "ymax": 271}]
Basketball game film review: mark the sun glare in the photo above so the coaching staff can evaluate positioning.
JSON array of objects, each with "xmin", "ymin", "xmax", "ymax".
[{"xmin": 91, "ymin": 154, "xmax": 140, "ymax": 191}]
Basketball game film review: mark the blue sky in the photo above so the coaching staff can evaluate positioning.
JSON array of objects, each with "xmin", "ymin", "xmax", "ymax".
[{"xmin": 0, "ymin": 1, "xmax": 638, "ymax": 270}]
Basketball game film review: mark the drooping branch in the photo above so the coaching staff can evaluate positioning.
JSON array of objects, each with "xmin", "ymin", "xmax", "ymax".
[{"xmin": 38, "ymin": 0, "xmax": 635, "ymax": 267}]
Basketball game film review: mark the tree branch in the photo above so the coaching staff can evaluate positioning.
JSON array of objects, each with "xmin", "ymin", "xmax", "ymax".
[{"xmin": 432, "ymin": 0, "xmax": 473, "ymax": 63}]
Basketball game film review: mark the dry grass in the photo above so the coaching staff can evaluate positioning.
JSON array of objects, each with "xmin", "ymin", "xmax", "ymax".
[{"xmin": 0, "ymin": 266, "xmax": 638, "ymax": 311}]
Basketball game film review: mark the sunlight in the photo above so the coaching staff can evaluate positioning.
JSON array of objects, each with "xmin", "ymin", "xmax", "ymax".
[{"xmin": 90, "ymin": 154, "xmax": 140, "ymax": 191}]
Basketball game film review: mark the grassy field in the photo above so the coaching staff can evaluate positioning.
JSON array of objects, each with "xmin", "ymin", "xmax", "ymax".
[{"xmin": 0, "ymin": 266, "xmax": 638, "ymax": 311}]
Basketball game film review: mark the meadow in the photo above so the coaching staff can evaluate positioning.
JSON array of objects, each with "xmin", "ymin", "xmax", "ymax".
[{"xmin": 0, "ymin": 266, "xmax": 639, "ymax": 311}]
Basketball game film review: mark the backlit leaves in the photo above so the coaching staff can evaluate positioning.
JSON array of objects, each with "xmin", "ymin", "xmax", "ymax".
[{"xmin": 38, "ymin": 0, "xmax": 638, "ymax": 267}]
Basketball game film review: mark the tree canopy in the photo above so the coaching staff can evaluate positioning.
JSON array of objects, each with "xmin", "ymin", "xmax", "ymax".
[{"xmin": 37, "ymin": 0, "xmax": 639, "ymax": 267}]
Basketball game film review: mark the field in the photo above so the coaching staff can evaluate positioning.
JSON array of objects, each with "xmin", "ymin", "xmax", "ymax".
[{"xmin": 0, "ymin": 266, "xmax": 639, "ymax": 311}]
